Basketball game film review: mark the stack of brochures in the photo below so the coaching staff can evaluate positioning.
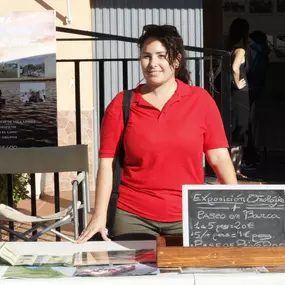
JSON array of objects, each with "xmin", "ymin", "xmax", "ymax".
[
  {"xmin": 0, "ymin": 242, "xmax": 159, "ymax": 278},
  {"xmin": 0, "ymin": 242, "xmax": 72, "ymax": 266}
]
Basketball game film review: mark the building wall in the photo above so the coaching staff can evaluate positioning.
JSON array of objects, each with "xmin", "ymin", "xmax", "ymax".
[
  {"xmin": 1, "ymin": 0, "xmax": 206, "ymax": 195},
  {"xmin": 92, "ymin": 0, "xmax": 204, "ymax": 171},
  {"xmin": 203, "ymin": 0, "xmax": 223, "ymax": 50},
  {"xmin": 0, "ymin": 0, "xmax": 95, "ymax": 194},
  {"xmin": 92, "ymin": 0, "xmax": 204, "ymax": 106}
]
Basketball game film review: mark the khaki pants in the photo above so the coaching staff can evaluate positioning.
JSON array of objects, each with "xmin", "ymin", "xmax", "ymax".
[{"xmin": 112, "ymin": 208, "xmax": 182, "ymax": 240}]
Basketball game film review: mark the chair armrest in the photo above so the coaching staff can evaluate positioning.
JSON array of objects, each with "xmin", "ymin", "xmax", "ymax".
[{"xmin": 71, "ymin": 172, "xmax": 85, "ymax": 185}]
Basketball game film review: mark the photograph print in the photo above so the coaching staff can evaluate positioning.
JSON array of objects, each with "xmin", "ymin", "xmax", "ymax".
[
  {"xmin": 223, "ymin": 0, "xmax": 246, "ymax": 13},
  {"xmin": 249, "ymin": 0, "xmax": 273, "ymax": 13},
  {"xmin": 0, "ymin": 62, "xmax": 18, "ymax": 79},
  {"xmin": 0, "ymin": 10, "xmax": 57, "ymax": 148},
  {"xmin": 19, "ymin": 81, "xmax": 57, "ymax": 147},
  {"xmin": 20, "ymin": 82, "xmax": 46, "ymax": 105},
  {"xmin": 278, "ymin": 0, "xmax": 285, "ymax": 12},
  {"xmin": 20, "ymin": 56, "xmax": 45, "ymax": 79},
  {"xmin": 277, "ymin": 33, "xmax": 285, "ymax": 49},
  {"xmin": 0, "ymin": 80, "xmax": 57, "ymax": 148}
]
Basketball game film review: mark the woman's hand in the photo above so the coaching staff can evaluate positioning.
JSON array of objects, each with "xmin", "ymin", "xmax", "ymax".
[
  {"xmin": 76, "ymin": 157, "xmax": 114, "ymax": 243},
  {"xmin": 76, "ymin": 215, "xmax": 110, "ymax": 243},
  {"xmin": 236, "ymin": 78, "xmax": 246, "ymax": 89}
]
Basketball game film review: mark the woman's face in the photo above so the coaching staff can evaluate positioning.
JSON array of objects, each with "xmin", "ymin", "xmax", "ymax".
[{"xmin": 140, "ymin": 37, "xmax": 176, "ymax": 87}]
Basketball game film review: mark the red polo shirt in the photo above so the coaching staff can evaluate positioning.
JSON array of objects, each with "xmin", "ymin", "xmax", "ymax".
[{"xmin": 99, "ymin": 80, "xmax": 228, "ymax": 222}]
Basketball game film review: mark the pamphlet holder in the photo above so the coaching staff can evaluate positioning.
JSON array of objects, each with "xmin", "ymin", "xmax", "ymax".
[{"xmin": 156, "ymin": 236, "xmax": 285, "ymax": 268}]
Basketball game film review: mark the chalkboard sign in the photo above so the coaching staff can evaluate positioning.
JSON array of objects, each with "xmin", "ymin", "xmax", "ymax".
[{"xmin": 182, "ymin": 185, "xmax": 285, "ymax": 247}]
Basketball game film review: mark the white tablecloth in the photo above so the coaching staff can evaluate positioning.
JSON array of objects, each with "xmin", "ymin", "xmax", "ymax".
[
  {"xmin": 0, "ymin": 241, "xmax": 194, "ymax": 285},
  {"xmin": 1, "ymin": 273, "xmax": 194, "ymax": 285},
  {"xmin": 195, "ymin": 273, "xmax": 285, "ymax": 285},
  {"xmin": 1, "ymin": 241, "xmax": 285, "ymax": 285}
]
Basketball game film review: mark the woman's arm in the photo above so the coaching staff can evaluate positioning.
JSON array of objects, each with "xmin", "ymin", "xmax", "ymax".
[
  {"xmin": 93, "ymin": 158, "xmax": 115, "ymax": 218},
  {"xmin": 232, "ymin": 48, "xmax": 246, "ymax": 89},
  {"xmin": 205, "ymin": 148, "xmax": 238, "ymax": 184},
  {"xmin": 76, "ymin": 91, "xmax": 124, "ymax": 243},
  {"xmin": 77, "ymin": 157, "xmax": 114, "ymax": 242}
]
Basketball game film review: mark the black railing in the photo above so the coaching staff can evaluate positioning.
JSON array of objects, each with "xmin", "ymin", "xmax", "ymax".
[
  {"xmin": 4, "ymin": 27, "xmax": 231, "ymax": 241},
  {"xmin": 57, "ymin": 55, "xmax": 231, "ymax": 137},
  {"xmin": 56, "ymin": 27, "xmax": 232, "ymax": 141}
]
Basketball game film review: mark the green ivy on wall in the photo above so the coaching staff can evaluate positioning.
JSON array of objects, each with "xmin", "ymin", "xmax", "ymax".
[{"xmin": 0, "ymin": 174, "xmax": 30, "ymax": 207}]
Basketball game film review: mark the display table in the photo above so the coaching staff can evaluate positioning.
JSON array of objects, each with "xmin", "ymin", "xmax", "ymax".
[
  {"xmin": 195, "ymin": 272, "xmax": 285, "ymax": 285},
  {"xmin": 1, "ymin": 241, "xmax": 285, "ymax": 285},
  {"xmin": 0, "ymin": 241, "xmax": 194, "ymax": 285},
  {"xmin": 1, "ymin": 272, "xmax": 193, "ymax": 285}
]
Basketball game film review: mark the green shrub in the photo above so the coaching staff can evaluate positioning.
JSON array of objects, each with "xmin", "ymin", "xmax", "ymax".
[{"xmin": 0, "ymin": 174, "xmax": 30, "ymax": 207}]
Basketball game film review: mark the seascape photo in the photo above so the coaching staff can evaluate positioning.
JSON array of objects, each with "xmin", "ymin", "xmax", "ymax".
[
  {"xmin": 0, "ymin": 10, "xmax": 57, "ymax": 148},
  {"xmin": 0, "ymin": 80, "xmax": 57, "ymax": 147},
  {"xmin": 20, "ymin": 56, "xmax": 45, "ymax": 79},
  {"xmin": 20, "ymin": 82, "xmax": 46, "ymax": 104}
]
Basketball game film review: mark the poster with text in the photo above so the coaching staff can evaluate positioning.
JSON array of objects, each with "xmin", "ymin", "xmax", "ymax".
[{"xmin": 0, "ymin": 10, "xmax": 57, "ymax": 148}]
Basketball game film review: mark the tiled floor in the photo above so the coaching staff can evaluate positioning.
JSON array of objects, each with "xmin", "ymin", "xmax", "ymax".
[{"xmin": 0, "ymin": 191, "xmax": 95, "ymax": 242}]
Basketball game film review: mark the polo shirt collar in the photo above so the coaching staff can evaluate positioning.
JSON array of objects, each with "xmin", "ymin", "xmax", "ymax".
[{"xmin": 133, "ymin": 79, "xmax": 186, "ymax": 106}]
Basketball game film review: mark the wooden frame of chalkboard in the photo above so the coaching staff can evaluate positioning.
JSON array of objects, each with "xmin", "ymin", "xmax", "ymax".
[
  {"xmin": 156, "ymin": 235, "xmax": 285, "ymax": 267},
  {"xmin": 182, "ymin": 184, "xmax": 285, "ymax": 247}
]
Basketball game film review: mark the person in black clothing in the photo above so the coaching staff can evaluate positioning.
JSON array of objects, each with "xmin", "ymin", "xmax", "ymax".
[
  {"xmin": 248, "ymin": 30, "xmax": 270, "ymax": 106},
  {"xmin": 243, "ymin": 30, "xmax": 270, "ymax": 168},
  {"xmin": 227, "ymin": 18, "xmax": 250, "ymax": 179}
]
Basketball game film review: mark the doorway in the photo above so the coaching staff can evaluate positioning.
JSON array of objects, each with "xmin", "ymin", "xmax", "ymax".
[{"xmin": 203, "ymin": 0, "xmax": 285, "ymax": 183}]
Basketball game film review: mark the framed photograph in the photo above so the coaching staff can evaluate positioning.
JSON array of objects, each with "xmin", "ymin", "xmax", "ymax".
[
  {"xmin": 277, "ymin": 33, "xmax": 285, "ymax": 49},
  {"xmin": 249, "ymin": 0, "xmax": 273, "ymax": 13},
  {"xmin": 223, "ymin": 0, "xmax": 246, "ymax": 13},
  {"xmin": 277, "ymin": 0, "xmax": 285, "ymax": 13}
]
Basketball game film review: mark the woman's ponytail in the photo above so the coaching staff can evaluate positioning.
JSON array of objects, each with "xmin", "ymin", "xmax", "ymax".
[{"xmin": 176, "ymin": 57, "xmax": 191, "ymax": 84}]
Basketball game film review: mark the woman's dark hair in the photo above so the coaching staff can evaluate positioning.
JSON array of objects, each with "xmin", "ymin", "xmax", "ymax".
[
  {"xmin": 227, "ymin": 18, "xmax": 250, "ymax": 51},
  {"xmin": 250, "ymin": 30, "xmax": 268, "ymax": 47},
  {"xmin": 138, "ymin": 24, "xmax": 191, "ymax": 84}
]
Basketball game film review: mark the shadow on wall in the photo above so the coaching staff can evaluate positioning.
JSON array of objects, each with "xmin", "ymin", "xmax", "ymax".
[
  {"xmin": 89, "ymin": 0, "xmax": 202, "ymax": 9},
  {"xmin": 35, "ymin": 0, "xmax": 68, "ymax": 25}
]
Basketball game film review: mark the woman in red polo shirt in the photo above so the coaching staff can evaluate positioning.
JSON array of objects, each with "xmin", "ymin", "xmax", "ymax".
[{"xmin": 77, "ymin": 25, "xmax": 237, "ymax": 242}]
